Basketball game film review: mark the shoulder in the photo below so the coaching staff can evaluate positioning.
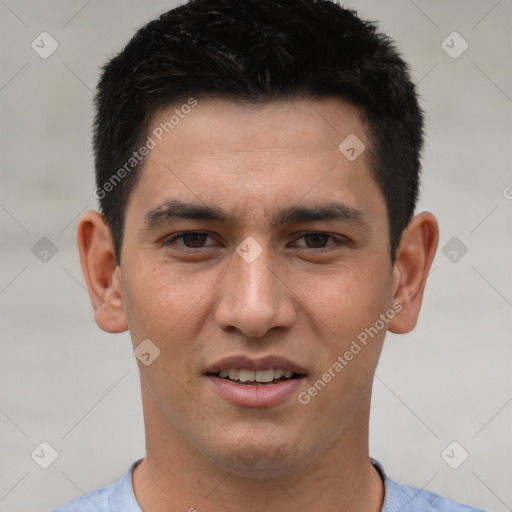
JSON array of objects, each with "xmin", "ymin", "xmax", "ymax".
[
  {"xmin": 385, "ymin": 480, "xmax": 487, "ymax": 512},
  {"xmin": 52, "ymin": 485, "xmax": 113, "ymax": 512},
  {"xmin": 372, "ymin": 459, "xmax": 487, "ymax": 512},
  {"xmin": 52, "ymin": 460, "xmax": 143, "ymax": 512}
]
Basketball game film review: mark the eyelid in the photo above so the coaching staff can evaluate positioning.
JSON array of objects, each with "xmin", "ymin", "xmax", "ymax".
[
  {"xmin": 163, "ymin": 231, "xmax": 219, "ymax": 248},
  {"xmin": 163, "ymin": 230, "xmax": 348, "ymax": 251},
  {"xmin": 290, "ymin": 232, "xmax": 348, "ymax": 250}
]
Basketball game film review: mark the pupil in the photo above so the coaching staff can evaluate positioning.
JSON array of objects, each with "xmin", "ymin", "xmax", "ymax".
[
  {"xmin": 184, "ymin": 233, "xmax": 206, "ymax": 247},
  {"xmin": 305, "ymin": 234, "xmax": 328, "ymax": 248}
]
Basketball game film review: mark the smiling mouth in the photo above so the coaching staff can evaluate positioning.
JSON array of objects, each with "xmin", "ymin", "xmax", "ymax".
[{"xmin": 209, "ymin": 368, "xmax": 304, "ymax": 386}]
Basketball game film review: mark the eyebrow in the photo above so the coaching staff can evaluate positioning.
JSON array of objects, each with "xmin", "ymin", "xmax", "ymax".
[{"xmin": 144, "ymin": 198, "xmax": 367, "ymax": 229}]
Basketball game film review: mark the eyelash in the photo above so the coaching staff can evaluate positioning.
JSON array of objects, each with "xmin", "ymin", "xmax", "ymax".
[{"xmin": 163, "ymin": 231, "xmax": 347, "ymax": 252}]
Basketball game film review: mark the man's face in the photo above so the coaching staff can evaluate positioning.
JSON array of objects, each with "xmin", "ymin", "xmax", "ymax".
[{"xmin": 119, "ymin": 97, "xmax": 396, "ymax": 475}]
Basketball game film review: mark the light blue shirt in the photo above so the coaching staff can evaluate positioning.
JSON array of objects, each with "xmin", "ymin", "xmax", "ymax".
[{"xmin": 53, "ymin": 458, "xmax": 486, "ymax": 511}]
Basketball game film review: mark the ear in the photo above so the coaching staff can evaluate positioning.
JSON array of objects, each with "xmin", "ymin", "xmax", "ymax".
[
  {"xmin": 388, "ymin": 212, "xmax": 439, "ymax": 334},
  {"xmin": 77, "ymin": 210, "xmax": 128, "ymax": 333}
]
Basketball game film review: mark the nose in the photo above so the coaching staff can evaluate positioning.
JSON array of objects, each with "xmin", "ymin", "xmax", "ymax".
[{"xmin": 214, "ymin": 246, "xmax": 296, "ymax": 339}]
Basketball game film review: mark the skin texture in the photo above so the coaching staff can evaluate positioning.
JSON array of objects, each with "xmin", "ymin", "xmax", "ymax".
[{"xmin": 77, "ymin": 97, "xmax": 438, "ymax": 512}]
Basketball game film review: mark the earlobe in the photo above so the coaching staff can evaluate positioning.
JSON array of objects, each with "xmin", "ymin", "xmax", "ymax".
[
  {"xmin": 388, "ymin": 212, "xmax": 439, "ymax": 334},
  {"xmin": 77, "ymin": 210, "xmax": 128, "ymax": 333}
]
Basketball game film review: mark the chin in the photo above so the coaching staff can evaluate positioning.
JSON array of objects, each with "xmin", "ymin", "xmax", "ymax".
[{"xmin": 203, "ymin": 429, "xmax": 307, "ymax": 478}]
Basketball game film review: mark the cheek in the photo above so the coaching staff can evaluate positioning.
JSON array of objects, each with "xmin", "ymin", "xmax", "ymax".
[
  {"xmin": 293, "ymin": 260, "xmax": 393, "ymax": 342},
  {"xmin": 120, "ymin": 262, "xmax": 214, "ymax": 345},
  {"xmin": 299, "ymin": 259, "xmax": 392, "ymax": 407}
]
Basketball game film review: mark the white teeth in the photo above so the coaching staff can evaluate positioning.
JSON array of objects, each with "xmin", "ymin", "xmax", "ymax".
[
  {"xmin": 239, "ymin": 369, "xmax": 255, "ymax": 382},
  {"xmin": 255, "ymin": 369, "xmax": 274, "ymax": 382},
  {"xmin": 273, "ymin": 368, "xmax": 284, "ymax": 379},
  {"xmin": 217, "ymin": 368, "xmax": 295, "ymax": 382},
  {"xmin": 228, "ymin": 368, "xmax": 239, "ymax": 380}
]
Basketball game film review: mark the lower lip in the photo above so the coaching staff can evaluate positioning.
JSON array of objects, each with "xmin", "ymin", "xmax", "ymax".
[{"xmin": 206, "ymin": 375, "xmax": 305, "ymax": 407}]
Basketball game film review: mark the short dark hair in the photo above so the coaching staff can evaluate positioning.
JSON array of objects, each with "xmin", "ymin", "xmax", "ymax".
[{"xmin": 93, "ymin": 0, "xmax": 424, "ymax": 263}]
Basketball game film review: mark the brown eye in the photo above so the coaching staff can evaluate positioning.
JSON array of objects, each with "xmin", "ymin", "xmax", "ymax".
[
  {"xmin": 291, "ymin": 232, "xmax": 348, "ymax": 253},
  {"xmin": 180, "ymin": 233, "xmax": 208, "ymax": 248},
  {"xmin": 164, "ymin": 232, "xmax": 216, "ymax": 249},
  {"xmin": 303, "ymin": 233, "xmax": 331, "ymax": 248}
]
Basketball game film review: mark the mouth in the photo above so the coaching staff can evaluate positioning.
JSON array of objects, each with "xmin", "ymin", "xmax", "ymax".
[
  {"xmin": 208, "ymin": 367, "xmax": 304, "ymax": 386},
  {"xmin": 204, "ymin": 356, "xmax": 307, "ymax": 407}
]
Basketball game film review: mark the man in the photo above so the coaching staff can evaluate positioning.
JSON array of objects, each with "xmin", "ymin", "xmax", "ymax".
[{"xmin": 54, "ymin": 0, "xmax": 485, "ymax": 510}]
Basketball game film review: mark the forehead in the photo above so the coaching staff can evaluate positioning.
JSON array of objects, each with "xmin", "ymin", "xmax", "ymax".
[
  {"xmin": 148, "ymin": 96, "xmax": 368, "ymax": 158},
  {"xmin": 126, "ymin": 97, "xmax": 385, "ymax": 228}
]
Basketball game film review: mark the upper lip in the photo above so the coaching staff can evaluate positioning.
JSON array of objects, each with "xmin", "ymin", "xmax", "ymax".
[{"xmin": 206, "ymin": 355, "xmax": 307, "ymax": 375}]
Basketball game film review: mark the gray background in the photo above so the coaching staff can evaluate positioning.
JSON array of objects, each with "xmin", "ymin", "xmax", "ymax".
[{"xmin": 0, "ymin": 1, "xmax": 511, "ymax": 511}]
